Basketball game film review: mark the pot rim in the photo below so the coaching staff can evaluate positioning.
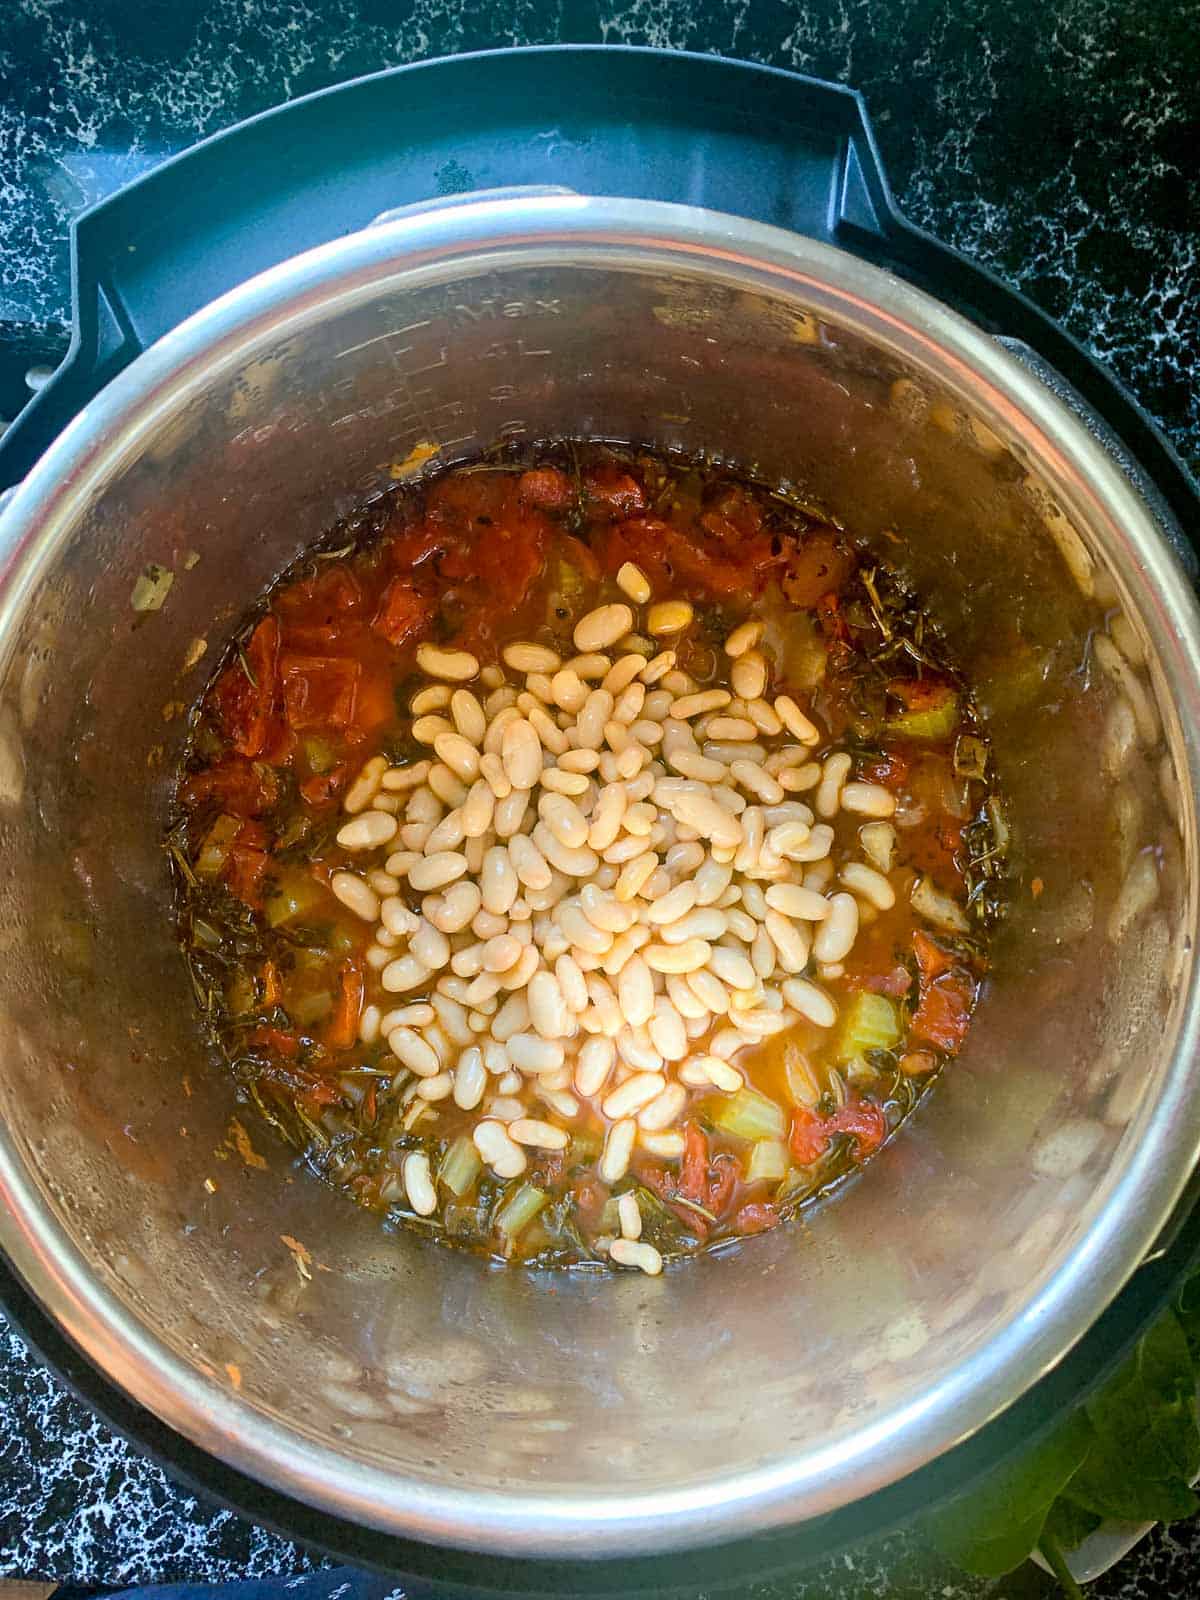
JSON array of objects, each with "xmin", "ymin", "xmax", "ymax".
[{"xmin": 1, "ymin": 192, "xmax": 1198, "ymax": 1557}]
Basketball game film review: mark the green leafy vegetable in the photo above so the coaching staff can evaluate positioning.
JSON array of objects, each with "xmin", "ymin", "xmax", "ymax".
[
  {"xmin": 1063, "ymin": 1308, "xmax": 1200, "ymax": 1524},
  {"xmin": 925, "ymin": 1409, "xmax": 1093, "ymax": 1578},
  {"xmin": 926, "ymin": 1282, "xmax": 1200, "ymax": 1596}
]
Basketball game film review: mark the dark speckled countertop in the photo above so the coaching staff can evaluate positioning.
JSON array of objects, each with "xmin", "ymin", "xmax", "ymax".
[{"xmin": 1, "ymin": 2, "xmax": 1198, "ymax": 1594}]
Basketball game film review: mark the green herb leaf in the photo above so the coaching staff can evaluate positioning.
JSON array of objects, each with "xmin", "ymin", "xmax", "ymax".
[
  {"xmin": 1040, "ymin": 1495, "xmax": 1101, "ymax": 1554},
  {"xmin": 1065, "ymin": 1307, "xmax": 1200, "ymax": 1524},
  {"xmin": 924, "ymin": 1409, "xmax": 1093, "ymax": 1576},
  {"xmin": 1175, "ymin": 1266, "xmax": 1200, "ymax": 1367}
]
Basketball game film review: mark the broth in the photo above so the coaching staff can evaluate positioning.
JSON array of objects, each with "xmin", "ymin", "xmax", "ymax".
[{"xmin": 168, "ymin": 444, "xmax": 1004, "ymax": 1271}]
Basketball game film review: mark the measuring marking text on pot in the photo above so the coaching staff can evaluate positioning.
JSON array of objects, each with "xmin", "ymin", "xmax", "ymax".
[{"xmin": 0, "ymin": 192, "xmax": 1195, "ymax": 1559}]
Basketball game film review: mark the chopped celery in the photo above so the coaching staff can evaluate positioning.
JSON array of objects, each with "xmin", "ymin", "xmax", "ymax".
[
  {"xmin": 195, "ymin": 813, "xmax": 242, "ymax": 879},
  {"xmin": 886, "ymin": 697, "xmax": 960, "ymax": 740},
  {"xmin": 567, "ymin": 1129, "xmax": 603, "ymax": 1165},
  {"xmin": 834, "ymin": 993, "xmax": 902, "ymax": 1063},
  {"xmin": 303, "ymin": 735, "xmax": 337, "ymax": 774},
  {"xmin": 439, "ymin": 1135, "xmax": 482, "ymax": 1199},
  {"xmin": 710, "ymin": 1086, "xmax": 787, "ymax": 1142},
  {"xmin": 746, "ymin": 1139, "xmax": 789, "ymax": 1184},
  {"xmin": 495, "ymin": 1182, "xmax": 548, "ymax": 1239},
  {"xmin": 265, "ymin": 869, "xmax": 327, "ymax": 927},
  {"xmin": 548, "ymin": 555, "xmax": 587, "ymax": 618}
]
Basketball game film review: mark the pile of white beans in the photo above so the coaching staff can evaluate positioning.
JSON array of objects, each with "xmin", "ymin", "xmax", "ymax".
[{"xmin": 325, "ymin": 564, "xmax": 899, "ymax": 1273}]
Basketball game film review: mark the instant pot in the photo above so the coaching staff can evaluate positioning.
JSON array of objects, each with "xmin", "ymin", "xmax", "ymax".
[{"xmin": 1, "ymin": 47, "xmax": 1199, "ymax": 1594}]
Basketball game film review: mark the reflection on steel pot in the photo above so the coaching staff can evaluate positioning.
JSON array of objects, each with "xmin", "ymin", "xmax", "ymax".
[{"xmin": 0, "ymin": 193, "xmax": 1197, "ymax": 1560}]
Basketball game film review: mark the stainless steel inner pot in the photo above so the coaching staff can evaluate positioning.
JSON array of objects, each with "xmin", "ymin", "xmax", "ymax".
[{"xmin": 0, "ymin": 193, "xmax": 1198, "ymax": 1558}]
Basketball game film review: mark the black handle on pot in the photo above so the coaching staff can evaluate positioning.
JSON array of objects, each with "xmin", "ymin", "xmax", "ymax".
[
  {"xmin": 2, "ymin": 42, "xmax": 1198, "ymax": 560},
  {"xmin": 839, "ymin": 125, "xmax": 1200, "ymax": 568},
  {"xmin": 0, "ymin": 48, "xmax": 895, "ymax": 491}
]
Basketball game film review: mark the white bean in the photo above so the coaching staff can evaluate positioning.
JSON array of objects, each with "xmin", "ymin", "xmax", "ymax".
[
  {"xmin": 575, "ymin": 603, "xmax": 634, "ymax": 652},
  {"xmin": 403, "ymin": 1152, "xmax": 437, "ymax": 1214},
  {"xmin": 330, "ymin": 872, "xmax": 380, "ymax": 921},
  {"xmin": 508, "ymin": 1118, "xmax": 570, "ymax": 1150},
  {"xmin": 618, "ymin": 956, "xmax": 655, "ymax": 1027},
  {"xmin": 473, "ymin": 1119, "xmax": 527, "ymax": 1179},
  {"xmin": 336, "ymin": 812, "xmax": 398, "ymax": 851},
  {"xmin": 813, "ymin": 892, "xmax": 859, "ymax": 962},
  {"xmin": 781, "ymin": 977, "xmax": 838, "ymax": 1028},
  {"xmin": 507, "ymin": 1033, "xmax": 565, "ymax": 1073},
  {"xmin": 381, "ymin": 955, "xmax": 432, "ymax": 993},
  {"xmin": 600, "ymin": 1119, "xmax": 637, "ymax": 1184},
  {"xmin": 388, "ymin": 1027, "xmax": 441, "ymax": 1076},
  {"xmin": 502, "ymin": 718, "xmax": 542, "ymax": 789},
  {"xmin": 841, "ymin": 861, "xmax": 896, "ymax": 910},
  {"xmin": 840, "ymin": 781, "xmax": 897, "ymax": 818},
  {"xmin": 528, "ymin": 971, "xmax": 573, "ymax": 1039},
  {"xmin": 408, "ymin": 851, "xmax": 469, "ymax": 891},
  {"xmin": 764, "ymin": 883, "xmax": 831, "ymax": 920},
  {"xmin": 416, "ymin": 644, "xmax": 479, "ymax": 681},
  {"xmin": 410, "ymin": 919, "xmax": 451, "ymax": 970},
  {"xmin": 573, "ymin": 1036, "xmax": 616, "ymax": 1096}
]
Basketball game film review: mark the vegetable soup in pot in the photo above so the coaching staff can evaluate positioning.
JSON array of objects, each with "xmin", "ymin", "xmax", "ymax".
[{"xmin": 169, "ymin": 443, "xmax": 1005, "ymax": 1272}]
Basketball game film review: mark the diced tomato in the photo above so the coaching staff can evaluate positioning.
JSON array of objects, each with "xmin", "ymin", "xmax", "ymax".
[
  {"xmin": 859, "ymin": 746, "xmax": 912, "ymax": 788},
  {"xmin": 518, "ymin": 467, "xmax": 573, "ymax": 510},
  {"xmin": 324, "ymin": 961, "xmax": 365, "ymax": 1051},
  {"xmin": 705, "ymin": 484, "xmax": 765, "ymax": 540},
  {"xmin": 789, "ymin": 1106, "xmax": 831, "ymax": 1166},
  {"xmin": 911, "ymin": 931, "xmax": 976, "ymax": 1053},
  {"xmin": 211, "ymin": 616, "xmax": 279, "ymax": 757},
  {"xmin": 583, "ymin": 466, "xmax": 646, "ymax": 517},
  {"xmin": 846, "ymin": 964, "xmax": 913, "ymax": 997},
  {"xmin": 299, "ymin": 765, "xmax": 348, "ymax": 806},
  {"xmin": 276, "ymin": 564, "xmax": 365, "ymax": 621},
  {"xmin": 734, "ymin": 1202, "xmax": 781, "ymax": 1235},
  {"xmin": 249, "ymin": 1026, "xmax": 301, "ymax": 1058},
  {"xmin": 258, "ymin": 718, "xmax": 297, "ymax": 766},
  {"xmin": 348, "ymin": 667, "xmax": 397, "ymax": 741},
  {"xmin": 599, "ymin": 515, "xmax": 755, "ymax": 599},
  {"xmin": 913, "ymin": 930, "xmax": 955, "ymax": 984},
  {"xmin": 438, "ymin": 503, "xmax": 550, "ymax": 633},
  {"xmin": 280, "ymin": 654, "xmax": 361, "ymax": 731},
  {"xmin": 372, "ymin": 577, "xmax": 432, "ymax": 648},
  {"xmin": 222, "ymin": 818, "xmax": 271, "ymax": 907},
  {"xmin": 911, "ymin": 969, "xmax": 976, "ymax": 1054},
  {"xmin": 679, "ymin": 1122, "xmax": 710, "ymax": 1205},
  {"xmin": 888, "ymin": 676, "xmax": 955, "ymax": 713},
  {"xmin": 281, "ymin": 622, "xmax": 350, "ymax": 653},
  {"xmin": 385, "ymin": 519, "xmax": 453, "ymax": 572},
  {"xmin": 296, "ymin": 1077, "xmax": 343, "ymax": 1109},
  {"xmin": 832, "ymin": 1099, "xmax": 888, "ymax": 1156},
  {"xmin": 672, "ymin": 1122, "xmax": 738, "ymax": 1226},
  {"xmin": 224, "ymin": 844, "xmax": 269, "ymax": 906},
  {"xmin": 178, "ymin": 755, "xmax": 278, "ymax": 816},
  {"xmin": 697, "ymin": 510, "xmax": 783, "ymax": 588},
  {"xmin": 789, "ymin": 1098, "xmax": 889, "ymax": 1166}
]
